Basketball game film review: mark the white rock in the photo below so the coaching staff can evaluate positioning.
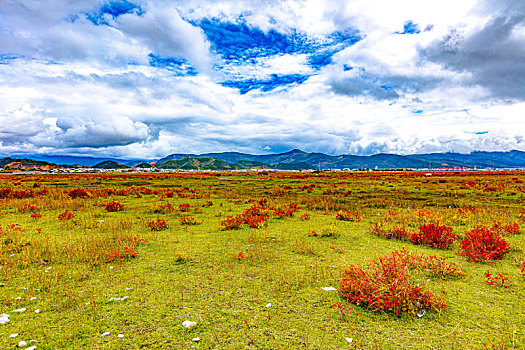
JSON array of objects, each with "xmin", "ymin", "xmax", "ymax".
[
  {"xmin": 265, "ymin": 303, "xmax": 272, "ymax": 308},
  {"xmin": 29, "ymin": 340, "xmax": 37, "ymax": 343},
  {"xmin": 27, "ymin": 347, "xmax": 37, "ymax": 350},
  {"xmin": 30, "ymin": 297, "xmax": 37, "ymax": 300},
  {"xmin": 321, "ymin": 286, "xmax": 337, "ymax": 291},
  {"xmin": 417, "ymin": 310, "xmax": 426, "ymax": 318},
  {"xmin": 345, "ymin": 337, "xmax": 353, "ymax": 343},
  {"xmin": 13, "ymin": 308, "xmax": 27, "ymax": 312},
  {"xmin": 15, "ymin": 296, "xmax": 21, "ymax": 300},
  {"xmin": 117, "ymin": 334, "xmax": 124, "ymax": 338},
  {"xmin": 109, "ymin": 266, "xmax": 114, "ymax": 269},
  {"xmin": 17, "ymin": 340, "xmax": 27, "ymax": 347},
  {"xmin": 192, "ymin": 337, "xmax": 200, "ymax": 342},
  {"xmin": 34, "ymin": 309, "xmax": 40, "ymax": 313},
  {"xmin": 10, "ymin": 333, "xmax": 18, "ymax": 337},
  {"xmin": 182, "ymin": 320, "xmax": 197, "ymax": 328},
  {"xmin": 101, "ymin": 332, "xmax": 110, "ymax": 336},
  {"xmin": 0, "ymin": 314, "xmax": 9, "ymax": 324}
]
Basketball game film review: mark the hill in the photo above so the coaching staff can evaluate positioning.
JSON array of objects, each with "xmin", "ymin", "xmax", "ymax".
[{"xmin": 93, "ymin": 160, "xmax": 129, "ymax": 169}]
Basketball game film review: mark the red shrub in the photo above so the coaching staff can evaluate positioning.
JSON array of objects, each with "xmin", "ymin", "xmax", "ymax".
[
  {"xmin": 179, "ymin": 216, "xmax": 199, "ymax": 225},
  {"xmin": 179, "ymin": 203, "xmax": 191, "ymax": 212},
  {"xmin": 31, "ymin": 213, "xmax": 42, "ymax": 221},
  {"xmin": 154, "ymin": 203, "xmax": 174, "ymax": 213},
  {"xmin": 105, "ymin": 201, "xmax": 124, "ymax": 212},
  {"xmin": 18, "ymin": 203, "xmax": 37, "ymax": 212},
  {"xmin": 220, "ymin": 215, "xmax": 244, "ymax": 230},
  {"xmin": 339, "ymin": 252, "xmax": 446, "ymax": 316},
  {"xmin": 68, "ymin": 188, "xmax": 90, "ymax": 199},
  {"xmin": 106, "ymin": 246, "xmax": 138, "ymax": 263},
  {"xmin": 58, "ymin": 210, "xmax": 76, "ymax": 221},
  {"xmin": 410, "ymin": 223, "xmax": 457, "ymax": 249},
  {"xmin": 130, "ymin": 236, "xmax": 148, "ymax": 246},
  {"xmin": 459, "ymin": 226, "xmax": 510, "ymax": 262},
  {"xmin": 484, "ymin": 271, "xmax": 513, "ymax": 288},
  {"xmin": 148, "ymin": 219, "xmax": 168, "ymax": 231},
  {"xmin": 336, "ymin": 210, "xmax": 361, "ymax": 222},
  {"xmin": 273, "ymin": 203, "xmax": 301, "ymax": 218},
  {"xmin": 300, "ymin": 213, "xmax": 310, "ymax": 220}
]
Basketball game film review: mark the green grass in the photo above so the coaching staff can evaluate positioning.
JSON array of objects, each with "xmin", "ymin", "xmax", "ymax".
[{"xmin": 0, "ymin": 172, "xmax": 524, "ymax": 349}]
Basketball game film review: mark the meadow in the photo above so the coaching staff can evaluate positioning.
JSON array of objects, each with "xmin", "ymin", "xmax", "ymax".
[{"xmin": 0, "ymin": 170, "xmax": 524, "ymax": 349}]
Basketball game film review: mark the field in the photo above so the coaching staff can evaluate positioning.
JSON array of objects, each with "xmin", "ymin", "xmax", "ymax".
[{"xmin": 0, "ymin": 170, "xmax": 524, "ymax": 349}]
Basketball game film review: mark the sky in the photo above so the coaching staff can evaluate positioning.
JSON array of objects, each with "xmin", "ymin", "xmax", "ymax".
[{"xmin": 0, "ymin": 0, "xmax": 524, "ymax": 159}]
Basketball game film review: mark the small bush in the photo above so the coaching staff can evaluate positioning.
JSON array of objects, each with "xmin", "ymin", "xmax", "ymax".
[
  {"xmin": 106, "ymin": 247, "xmax": 138, "ymax": 263},
  {"xmin": 154, "ymin": 203, "xmax": 174, "ymax": 213},
  {"xmin": 339, "ymin": 250, "xmax": 447, "ymax": 316},
  {"xmin": 179, "ymin": 216, "xmax": 199, "ymax": 225},
  {"xmin": 179, "ymin": 203, "xmax": 191, "ymax": 212},
  {"xmin": 105, "ymin": 201, "xmax": 124, "ymax": 212},
  {"xmin": 410, "ymin": 223, "xmax": 457, "ymax": 249},
  {"xmin": 459, "ymin": 226, "xmax": 510, "ymax": 262},
  {"xmin": 371, "ymin": 223, "xmax": 412, "ymax": 241},
  {"xmin": 68, "ymin": 188, "xmax": 90, "ymax": 199},
  {"xmin": 336, "ymin": 210, "xmax": 361, "ymax": 222},
  {"xmin": 58, "ymin": 210, "xmax": 76, "ymax": 221},
  {"xmin": 148, "ymin": 219, "xmax": 168, "ymax": 231}
]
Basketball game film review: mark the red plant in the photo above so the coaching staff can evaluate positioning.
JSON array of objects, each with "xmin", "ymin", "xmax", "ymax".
[
  {"xmin": 237, "ymin": 252, "xmax": 246, "ymax": 260},
  {"xmin": 105, "ymin": 246, "xmax": 138, "ymax": 263},
  {"xmin": 18, "ymin": 203, "xmax": 37, "ymax": 212},
  {"xmin": 179, "ymin": 216, "xmax": 199, "ymax": 225},
  {"xmin": 300, "ymin": 213, "xmax": 310, "ymax": 220},
  {"xmin": 31, "ymin": 213, "xmax": 42, "ymax": 221},
  {"xmin": 148, "ymin": 219, "xmax": 168, "ymax": 231},
  {"xmin": 458, "ymin": 226, "xmax": 510, "ymax": 262},
  {"xmin": 179, "ymin": 203, "xmax": 191, "ymax": 212},
  {"xmin": 273, "ymin": 203, "xmax": 301, "ymax": 219},
  {"xmin": 130, "ymin": 236, "xmax": 148, "ymax": 246},
  {"xmin": 514, "ymin": 258, "xmax": 525, "ymax": 278},
  {"xmin": 105, "ymin": 201, "xmax": 124, "ymax": 212},
  {"xmin": 410, "ymin": 223, "xmax": 457, "ymax": 249},
  {"xmin": 330, "ymin": 301, "xmax": 353, "ymax": 320},
  {"xmin": 339, "ymin": 251, "xmax": 447, "ymax": 316},
  {"xmin": 154, "ymin": 203, "xmax": 174, "ymax": 213},
  {"xmin": 68, "ymin": 188, "xmax": 90, "ymax": 199},
  {"xmin": 220, "ymin": 215, "xmax": 245, "ymax": 230},
  {"xmin": 484, "ymin": 271, "xmax": 513, "ymax": 288},
  {"xmin": 58, "ymin": 210, "xmax": 76, "ymax": 221},
  {"xmin": 490, "ymin": 221, "xmax": 520, "ymax": 235},
  {"xmin": 336, "ymin": 210, "xmax": 361, "ymax": 222}
]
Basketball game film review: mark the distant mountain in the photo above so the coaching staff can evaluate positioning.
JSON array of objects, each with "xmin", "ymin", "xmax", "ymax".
[
  {"xmin": 6, "ymin": 154, "xmax": 145, "ymax": 166},
  {"xmin": 2, "ymin": 149, "xmax": 525, "ymax": 171},
  {"xmin": 158, "ymin": 149, "xmax": 525, "ymax": 170},
  {"xmin": 157, "ymin": 157, "xmax": 246, "ymax": 170},
  {"xmin": 93, "ymin": 161, "xmax": 129, "ymax": 169},
  {"xmin": 0, "ymin": 157, "xmax": 58, "ymax": 169}
]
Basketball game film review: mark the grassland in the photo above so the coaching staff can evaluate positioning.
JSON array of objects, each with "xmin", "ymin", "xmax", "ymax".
[{"xmin": 0, "ymin": 171, "xmax": 524, "ymax": 349}]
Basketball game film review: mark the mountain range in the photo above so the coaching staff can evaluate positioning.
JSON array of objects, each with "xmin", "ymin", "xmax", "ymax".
[{"xmin": 2, "ymin": 149, "xmax": 525, "ymax": 170}]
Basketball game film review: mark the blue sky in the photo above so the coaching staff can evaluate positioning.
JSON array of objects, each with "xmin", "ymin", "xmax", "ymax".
[{"xmin": 0, "ymin": 0, "xmax": 524, "ymax": 158}]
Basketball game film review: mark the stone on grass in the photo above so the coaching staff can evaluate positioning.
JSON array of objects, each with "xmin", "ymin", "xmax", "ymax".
[
  {"xmin": 345, "ymin": 337, "xmax": 353, "ymax": 343},
  {"xmin": 117, "ymin": 334, "xmax": 124, "ymax": 338},
  {"xmin": 10, "ymin": 333, "xmax": 18, "ymax": 337},
  {"xmin": 321, "ymin": 286, "xmax": 337, "ymax": 291},
  {"xmin": 0, "ymin": 314, "xmax": 9, "ymax": 324},
  {"xmin": 17, "ymin": 340, "xmax": 27, "ymax": 347},
  {"xmin": 27, "ymin": 347, "xmax": 37, "ymax": 350},
  {"xmin": 14, "ymin": 308, "xmax": 27, "ymax": 312},
  {"xmin": 192, "ymin": 337, "xmax": 200, "ymax": 342},
  {"xmin": 265, "ymin": 303, "xmax": 272, "ymax": 308},
  {"xmin": 182, "ymin": 321, "xmax": 197, "ymax": 328},
  {"xmin": 101, "ymin": 332, "xmax": 110, "ymax": 337}
]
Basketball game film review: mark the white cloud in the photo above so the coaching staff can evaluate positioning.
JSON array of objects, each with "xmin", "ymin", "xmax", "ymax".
[{"xmin": 0, "ymin": 0, "xmax": 523, "ymax": 158}]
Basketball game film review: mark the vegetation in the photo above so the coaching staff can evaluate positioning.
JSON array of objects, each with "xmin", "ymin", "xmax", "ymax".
[{"xmin": 0, "ymin": 170, "xmax": 524, "ymax": 349}]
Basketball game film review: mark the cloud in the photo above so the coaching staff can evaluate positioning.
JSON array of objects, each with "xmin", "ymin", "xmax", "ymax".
[{"xmin": 0, "ymin": 0, "xmax": 524, "ymax": 159}]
